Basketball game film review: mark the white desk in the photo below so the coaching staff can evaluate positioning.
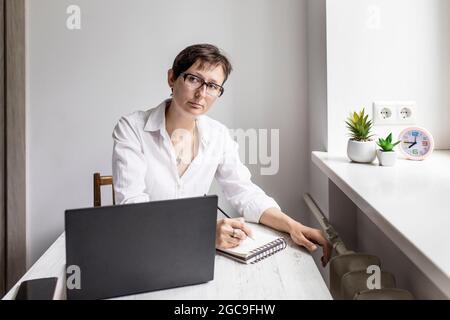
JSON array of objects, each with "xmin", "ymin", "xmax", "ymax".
[
  {"xmin": 3, "ymin": 223, "xmax": 331, "ymax": 300},
  {"xmin": 312, "ymin": 151, "xmax": 450, "ymax": 298}
]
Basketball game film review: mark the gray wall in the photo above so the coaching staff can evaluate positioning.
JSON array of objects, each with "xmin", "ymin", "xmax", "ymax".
[
  {"xmin": 26, "ymin": 0, "xmax": 310, "ymax": 266},
  {"xmin": 306, "ymin": 0, "xmax": 330, "ymax": 284},
  {"xmin": 356, "ymin": 208, "xmax": 447, "ymax": 299}
]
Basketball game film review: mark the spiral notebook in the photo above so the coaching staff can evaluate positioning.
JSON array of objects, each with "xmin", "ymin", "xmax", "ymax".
[{"xmin": 217, "ymin": 229, "xmax": 287, "ymax": 264}]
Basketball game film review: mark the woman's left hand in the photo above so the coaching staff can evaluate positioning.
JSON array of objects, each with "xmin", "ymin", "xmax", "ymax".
[{"xmin": 289, "ymin": 222, "xmax": 332, "ymax": 267}]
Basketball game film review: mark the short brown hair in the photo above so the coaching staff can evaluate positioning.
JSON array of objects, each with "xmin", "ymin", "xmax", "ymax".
[{"xmin": 172, "ymin": 44, "xmax": 233, "ymax": 85}]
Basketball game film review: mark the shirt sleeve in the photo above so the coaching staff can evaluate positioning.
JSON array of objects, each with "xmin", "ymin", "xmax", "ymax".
[
  {"xmin": 214, "ymin": 127, "xmax": 281, "ymax": 223},
  {"xmin": 112, "ymin": 116, "xmax": 150, "ymax": 204}
]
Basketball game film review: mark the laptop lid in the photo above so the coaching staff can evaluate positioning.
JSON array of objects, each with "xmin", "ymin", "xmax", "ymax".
[{"xmin": 65, "ymin": 195, "xmax": 218, "ymax": 300}]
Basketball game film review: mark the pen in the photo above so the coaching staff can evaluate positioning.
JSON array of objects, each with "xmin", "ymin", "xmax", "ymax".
[
  {"xmin": 217, "ymin": 205, "xmax": 231, "ymax": 218},
  {"xmin": 205, "ymin": 194, "xmax": 254, "ymax": 240},
  {"xmin": 204, "ymin": 194, "xmax": 232, "ymax": 218}
]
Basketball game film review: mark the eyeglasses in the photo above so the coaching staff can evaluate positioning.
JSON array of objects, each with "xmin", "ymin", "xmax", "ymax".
[{"xmin": 180, "ymin": 72, "xmax": 225, "ymax": 97}]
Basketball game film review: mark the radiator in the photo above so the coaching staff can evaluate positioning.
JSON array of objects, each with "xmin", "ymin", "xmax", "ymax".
[{"xmin": 303, "ymin": 193, "xmax": 414, "ymax": 300}]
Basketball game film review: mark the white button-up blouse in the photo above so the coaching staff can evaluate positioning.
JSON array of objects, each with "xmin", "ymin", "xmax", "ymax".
[{"xmin": 112, "ymin": 99, "xmax": 280, "ymax": 223}]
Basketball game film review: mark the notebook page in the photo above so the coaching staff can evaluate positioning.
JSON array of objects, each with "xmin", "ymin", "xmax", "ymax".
[{"xmin": 221, "ymin": 229, "xmax": 284, "ymax": 256}]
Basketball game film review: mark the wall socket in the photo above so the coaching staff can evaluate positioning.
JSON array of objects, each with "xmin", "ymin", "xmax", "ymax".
[{"xmin": 373, "ymin": 101, "xmax": 417, "ymax": 125}]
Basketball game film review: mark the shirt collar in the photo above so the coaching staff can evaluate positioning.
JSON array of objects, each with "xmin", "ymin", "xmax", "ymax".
[
  {"xmin": 144, "ymin": 99, "xmax": 168, "ymax": 132},
  {"xmin": 144, "ymin": 99, "xmax": 210, "ymax": 146}
]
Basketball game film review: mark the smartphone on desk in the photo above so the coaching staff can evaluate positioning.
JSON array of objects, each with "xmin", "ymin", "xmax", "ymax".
[{"xmin": 15, "ymin": 277, "xmax": 58, "ymax": 300}]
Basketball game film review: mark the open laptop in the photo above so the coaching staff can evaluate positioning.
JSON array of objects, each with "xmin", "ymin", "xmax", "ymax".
[{"xmin": 65, "ymin": 195, "xmax": 218, "ymax": 300}]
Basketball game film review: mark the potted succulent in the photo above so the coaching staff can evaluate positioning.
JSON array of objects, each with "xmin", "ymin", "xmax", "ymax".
[
  {"xmin": 376, "ymin": 133, "xmax": 400, "ymax": 166},
  {"xmin": 345, "ymin": 108, "xmax": 376, "ymax": 163}
]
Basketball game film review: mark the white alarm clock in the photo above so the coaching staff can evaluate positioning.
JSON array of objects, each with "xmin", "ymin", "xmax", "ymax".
[{"xmin": 398, "ymin": 126, "xmax": 434, "ymax": 160}]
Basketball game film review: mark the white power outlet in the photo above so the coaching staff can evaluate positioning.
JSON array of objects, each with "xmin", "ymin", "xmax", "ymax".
[
  {"xmin": 373, "ymin": 102, "xmax": 396, "ymax": 125},
  {"xmin": 373, "ymin": 101, "xmax": 417, "ymax": 125},
  {"xmin": 397, "ymin": 103, "xmax": 417, "ymax": 124}
]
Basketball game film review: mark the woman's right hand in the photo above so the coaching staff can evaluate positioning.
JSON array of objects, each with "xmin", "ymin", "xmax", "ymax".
[{"xmin": 216, "ymin": 218, "xmax": 253, "ymax": 249}]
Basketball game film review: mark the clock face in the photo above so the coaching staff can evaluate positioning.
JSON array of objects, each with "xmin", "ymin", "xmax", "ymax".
[{"xmin": 398, "ymin": 127, "xmax": 434, "ymax": 160}]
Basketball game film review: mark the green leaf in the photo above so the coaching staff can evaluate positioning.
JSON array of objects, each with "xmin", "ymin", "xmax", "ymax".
[
  {"xmin": 345, "ymin": 108, "xmax": 373, "ymax": 141},
  {"xmin": 386, "ymin": 133, "xmax": 392, "ymax": 143},
  {"xmin": 377, "ymin": 132, "xmax": 401, "ymax": 151}
]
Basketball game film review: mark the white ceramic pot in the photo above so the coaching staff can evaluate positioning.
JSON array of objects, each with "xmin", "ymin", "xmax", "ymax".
[
  {"xmin": 376, "ymin": 150, "xmax": 397, "ymax": 166},
  {"xmin": 347, "ymin": 139, "xmax": 376, "ymax": 163}
]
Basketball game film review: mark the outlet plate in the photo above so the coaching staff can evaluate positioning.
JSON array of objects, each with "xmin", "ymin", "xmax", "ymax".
[
  {"xmin": 373, "ymin": 102, "xmax": 395, "ymax": 124},
  {"xmin": 373, "ymin": 101, "xmax": 417, "ymax": 125},
  {"xmin": 397, "ymin": 103, "xmax": 417, "ymax": 124}
]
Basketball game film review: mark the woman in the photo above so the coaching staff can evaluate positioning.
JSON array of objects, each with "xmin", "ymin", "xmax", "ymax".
[{"xmin": 112, "ymin": 44, "xmax": 331, "ymax": 267}]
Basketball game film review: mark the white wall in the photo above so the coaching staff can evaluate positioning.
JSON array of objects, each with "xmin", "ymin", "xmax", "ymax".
[
  {"xmin": 306, "ymin": 0, "xmax": 450, "ymax": 297},
  {"xmin": 27, "ymin": 0, "xmax": 310, "ymax": 266},
  {"xmin": 327, "ymin": 0, "xmax": 450, "ymax": 154}
]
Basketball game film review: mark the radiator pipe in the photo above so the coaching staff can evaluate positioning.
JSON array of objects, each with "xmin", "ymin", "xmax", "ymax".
[{"xmin": 303, "ymin": 193, "xmax": 352, "ymax": 256}]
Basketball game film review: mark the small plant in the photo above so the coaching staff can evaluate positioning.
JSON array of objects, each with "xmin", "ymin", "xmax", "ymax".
[
  {"xmin": 345, "ymin": 108, "xmax": 374, "ymax": 141},
  {"xmin": 377, "ymin": 133, "xmax": 400, "ymax": 152}
]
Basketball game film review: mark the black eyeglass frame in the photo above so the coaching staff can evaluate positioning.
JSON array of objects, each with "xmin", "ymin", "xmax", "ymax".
[{"xmin": 180, "ymin": 72, "xmax": 225, "ymax": 97}]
